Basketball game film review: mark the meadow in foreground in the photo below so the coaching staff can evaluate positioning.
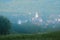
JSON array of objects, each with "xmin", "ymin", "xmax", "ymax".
[{"xmin": 0, "ymin": 31, "xmax": 60, "ymax": 40}]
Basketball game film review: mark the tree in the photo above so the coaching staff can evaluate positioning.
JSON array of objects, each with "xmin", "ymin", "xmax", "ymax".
[{"xmin": 0, "ymin": 16, "xmax": 11, "ymax": 35}]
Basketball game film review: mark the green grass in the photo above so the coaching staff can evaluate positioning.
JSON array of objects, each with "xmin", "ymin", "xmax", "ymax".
[{"xmin": 0, "ymin": 31, "xmax": 60, "ymax": 40}]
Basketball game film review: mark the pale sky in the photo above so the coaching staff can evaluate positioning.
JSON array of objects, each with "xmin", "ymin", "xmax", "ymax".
[{"xmin": 0, "ymin": 0, "xmax": 60, "ymax": 14}]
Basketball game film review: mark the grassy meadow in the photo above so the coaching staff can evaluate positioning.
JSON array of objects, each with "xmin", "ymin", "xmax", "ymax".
[{"xmin": 0, "ymin": 31, "xmax": 60, "ymax": 40}]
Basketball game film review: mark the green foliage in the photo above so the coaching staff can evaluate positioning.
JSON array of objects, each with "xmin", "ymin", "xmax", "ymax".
[
  {"xmin": 0, "ymin": 31, "xmax": 60, "ymax": 40},
  {"xmin": 0, "ymin": 16, "xmax": 11, "ymax": 35}
]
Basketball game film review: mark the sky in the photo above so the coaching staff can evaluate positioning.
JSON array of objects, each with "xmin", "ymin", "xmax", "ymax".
[{"xmin": 0, "ymin": 0, "xmax": 60, "ymax": 15}]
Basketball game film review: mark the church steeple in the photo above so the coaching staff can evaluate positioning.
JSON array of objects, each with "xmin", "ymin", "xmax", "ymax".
[{"xmin": 35, "ymin": 12, "xmax": 39, "ymax": 18}]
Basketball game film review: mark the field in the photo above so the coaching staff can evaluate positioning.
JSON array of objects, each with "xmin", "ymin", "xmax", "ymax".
[{"xmin": 0, "ymin": 31, "xmax": 60, "ymax": 40}]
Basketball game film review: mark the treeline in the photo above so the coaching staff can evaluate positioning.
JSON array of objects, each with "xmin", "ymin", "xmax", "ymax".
[{"xmin": 0, "ymin": 16, "xmax": 11, "ymax": 35}]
